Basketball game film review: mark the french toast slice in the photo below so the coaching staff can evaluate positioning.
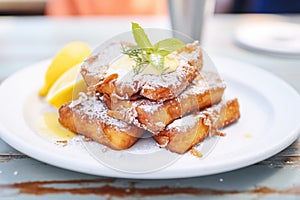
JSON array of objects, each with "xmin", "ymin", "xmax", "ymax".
[
  {"xmin": 58, "ymin": 94, "xmax": 144, "ymax": 150},
  {"xmin": 106, "ymin": 71, "xmax": 226, "ymax": 133},
  {"xmin": 81, "ymin": 41, "xmax": 203, "ymax": 102},
  {"xmin": 153, "ymin": 99, "xmax": 240, "ymax": 154}
]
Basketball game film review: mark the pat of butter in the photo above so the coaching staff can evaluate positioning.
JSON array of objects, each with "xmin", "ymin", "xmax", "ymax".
[
  {"xmin": 110, "ymin": 54, "xmax": 179, "ymax": 75},
  {"xmin": 110, "ymin": 55, "xmax": 134, "ymax": 71}
]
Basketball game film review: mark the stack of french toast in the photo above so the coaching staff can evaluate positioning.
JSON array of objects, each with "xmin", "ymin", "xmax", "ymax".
[{"xmin": 58, "ymin": 41, "xmax": 240, "ymax": 154}]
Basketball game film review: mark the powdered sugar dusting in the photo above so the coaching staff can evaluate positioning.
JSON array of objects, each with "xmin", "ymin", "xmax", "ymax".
[
  {"xmin": 81, "ymin": 41, "xmax": 203, "ymax": 101},
  {"xmin": 167, "ymin": 113, "xmax": 203, "ymax": 132},
  {"xmin": 70, "ymin": 93, "xmax": 130, "ymax": 130},
  {"xmin": 81, "ymin": 42, "xmax": 126, "ymax": 81},
  {"xmin": 138, "ymin": 101, "xmax": 163, "ymax": 114},
  {"xmin": 180, "ymin": 71, "xmax": 226, "ymax": 98},
  {"xmin": 165, "ymin": 100, "xmax": 228, "ymax": 135},
  {"xmin": 106, "ymin": 70, "xmax": 225, "ymax": 134}
]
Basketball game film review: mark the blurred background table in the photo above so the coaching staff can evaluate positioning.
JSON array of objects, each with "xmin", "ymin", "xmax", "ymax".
[{"xmin": 0, "ymin": 14, "xmax": 300, "ymax": 199}]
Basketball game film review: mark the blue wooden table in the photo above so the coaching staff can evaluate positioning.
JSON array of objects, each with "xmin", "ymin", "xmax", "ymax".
[{"xmin": 0, "ymin": 14, "xmax": 299, "ymax": 199}]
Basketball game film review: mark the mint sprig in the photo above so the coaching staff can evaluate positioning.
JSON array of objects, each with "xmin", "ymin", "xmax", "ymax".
[
  {"xmin": 123, "ymin": 22, "xmax": 185, "ymax": 74},
  {"xmin": 131, "ymin": 22, "xmax": 153, "ymax": 52}
]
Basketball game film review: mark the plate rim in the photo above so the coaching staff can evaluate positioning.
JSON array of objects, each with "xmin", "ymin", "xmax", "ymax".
[{"xmin": 0, "ymin": 56, "xmax": 300, "ymax": 179}]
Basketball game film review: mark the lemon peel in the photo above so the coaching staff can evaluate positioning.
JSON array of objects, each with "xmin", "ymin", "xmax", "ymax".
[
  {"xmin": 39, "ymin": 41, "xmax": 91, "ymax": 97},
  {"xmin": 46, "ymin": 64, "xmax": 87, "ymax": 108}
]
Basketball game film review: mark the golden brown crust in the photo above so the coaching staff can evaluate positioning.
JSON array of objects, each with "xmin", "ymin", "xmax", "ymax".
[
  {"xmin": 106, "ymin": 71, "xmax": 226, "ymax": 133},
  {"xmin": 81, "ymin": 41, "xmax": 203, "ymax": 102},
  {"xmin": 58, "ymin": 96, "xmax": 144, "ymax": 150},
  {"xmin": 62, "ymin": 39, "xmax": 242, "ymax": 154},
  {"xmin": 153, "ymin": 99, "xmax": 240, "ymax": 154}
]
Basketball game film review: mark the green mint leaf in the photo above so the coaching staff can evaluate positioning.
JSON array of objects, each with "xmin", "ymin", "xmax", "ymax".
[
  {"xmin": 132, "ymin": 22, "xmax": 153, "ymax": 51},
  {"xmin": 154, "ymin": 38, "xmax": 185, "ymax": 56},
  {"xmin": 126, "ymin": 23, "xmax": 186, "ymax": 75}
]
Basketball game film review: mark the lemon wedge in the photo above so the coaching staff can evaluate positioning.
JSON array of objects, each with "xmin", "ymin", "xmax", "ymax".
[
  {"xmin": 39, "ymin": 41, "xmax": 91, "ymax": 97},
  {"xmin": 46, "ymin": 63, "xmax": 87, "ymax": 108}
]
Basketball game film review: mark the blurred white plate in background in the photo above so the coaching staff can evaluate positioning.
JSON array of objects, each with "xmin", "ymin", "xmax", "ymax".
[{"xmin": 234, "ymin": 21, "xmax": 300, "ymax": 57}]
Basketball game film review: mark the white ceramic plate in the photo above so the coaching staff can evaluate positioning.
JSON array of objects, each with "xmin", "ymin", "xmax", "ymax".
[
  {"xmin": 0, "ymin": 56, "xmax": 300, "ymax": 179},
  {"xmin": 234, "ymin": 21, "xmax": 300, "ymax": 57}
]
